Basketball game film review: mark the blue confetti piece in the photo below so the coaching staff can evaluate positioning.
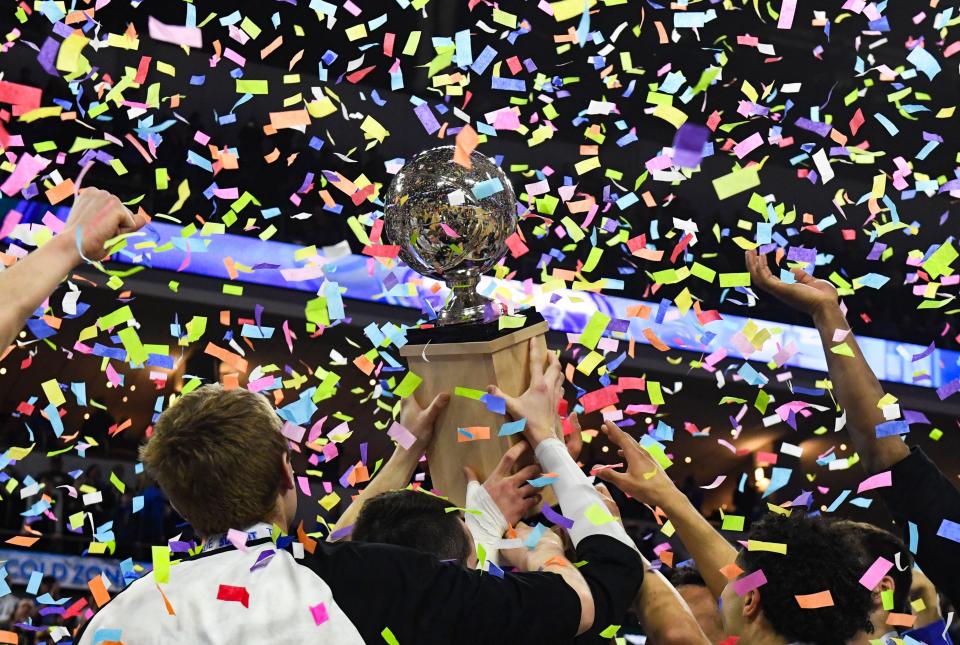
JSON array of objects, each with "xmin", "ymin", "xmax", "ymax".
[
  {"xmin": 498, "ymin": 418, "xmax": 526, "ymax": 436},
  {"xmin": 936, "ymin": 519, "xmax": 960, "ymax": 543},
  {"xmin": 471, "ymin": 177, "xmax": 504, "ymax": 199},
  {"xmin": 481, "ymin": 393, "xmax": 506, "ymax": 415},
  {"xmin": 875, "ymin": 420, "xmax": 909, "ymax": 438}
]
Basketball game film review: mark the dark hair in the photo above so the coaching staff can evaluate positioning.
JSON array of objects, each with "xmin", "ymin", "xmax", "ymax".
[
  {"xmin": 669, "ymin": 565, "xmax": 707, "ymax": 588},
  {"xmin": 836, "ymin": 520, "xmax": 913, "ymax": 613},
  {"xmin": 739, "ymin": 513, "xmax": 873, "ymax": 645},
  {"xmin": 353, "ymin": 490, "xmax": 472, "ymax": 565}
]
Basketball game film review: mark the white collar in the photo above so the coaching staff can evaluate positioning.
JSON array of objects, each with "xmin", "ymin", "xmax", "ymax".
[{"xmin": 202, "ymin": 522, "xmax": 274, "ymax": 552}]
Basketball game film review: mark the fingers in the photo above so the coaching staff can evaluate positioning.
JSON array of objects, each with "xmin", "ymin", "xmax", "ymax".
[
  {"xmin": 521, "ymin": 495, "xmax": 541, "ymax": 515},
  {"xmin": 517, "ymin": 483, "xmax": 539, "ymax": 498},
  {"xmin": 487, "ymin": 385, "xmax": 521, "ymax": 419},
  {"xmin": 494, "ymin": 441, "xmax": 528, "ymax": 477},
  {"xmin": 600, "ymin": 420, "xmax": 639, "ymax": 454},
  {"xmin": 117, "ymin": 206, "xmax": 144, "ymax": 233},
  {"xmin": 568, "ymin": 411, "xmax": 581, "ymax": 433},
  {"xmin": 463, "ymin": 465, "xmax": 479, "ymax": 483},
  {"xmin": 528, "ymin": 337, "xmax": 546, "ymax": 385},
  {"xmin": 511, "ymin": 464, "xmax": 541, "ymax": 484}
]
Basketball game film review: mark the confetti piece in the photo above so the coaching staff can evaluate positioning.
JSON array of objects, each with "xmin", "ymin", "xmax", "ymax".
[
  {"xmin": 148, "ymin": 16, "xmax": 203, "ymax": 48},
  {"xmin": 859, "ymin": 556, "xmax": 893, "ymax": 590},
  {"xmin": 217, "ymin": 584, "xmax": 250, "ymax": 608},
  {"xmin": 796, "ymin": 590, "xmax": 834, "ymax": 609},
  {"xmin": 310, "ymin": 602, "xmax": 330, "ymax": 625},
  {"xmin": 731, "ymin": 569, "xmax": 767, "ymax": 596}
]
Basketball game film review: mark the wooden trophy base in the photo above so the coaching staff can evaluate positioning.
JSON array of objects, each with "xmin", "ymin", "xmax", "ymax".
[{"xmin": 399, "ymin": 313, "xmax": 560, "ymax": 508}]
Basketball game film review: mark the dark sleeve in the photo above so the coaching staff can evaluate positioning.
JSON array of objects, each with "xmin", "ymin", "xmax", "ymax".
[
  {"xmin": 878, "ymin": 447, "xmax": 960, "ymax": 607},
  {"xmin": 573, "ymin": 535, "xmax": 646, "ymax": 643},
  {"xmin": 310, "ymin": 540, "xmax": 581, "ymax": 645}
]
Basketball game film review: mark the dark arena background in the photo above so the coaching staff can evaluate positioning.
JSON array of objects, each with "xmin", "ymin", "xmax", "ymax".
[{"xmin": 0, "ymin": 0, "xmax": 958, "ymax": 641}]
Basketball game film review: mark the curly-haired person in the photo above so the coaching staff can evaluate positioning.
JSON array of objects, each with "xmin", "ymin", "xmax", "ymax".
[
  {"xmin": 596, "ymin": 420, "xmax": 875, "ymax": 645},
  {"xmin": 722, "ymin": 514, "xmax": 873, "ymax": 645}
]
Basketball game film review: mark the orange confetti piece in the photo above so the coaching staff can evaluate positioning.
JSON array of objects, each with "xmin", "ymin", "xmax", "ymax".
[
  {"xmin": 88, "ymin": 574, "xmax": 111, "ymax": 608},
  {"xmin": 6, "ymin": 535, "xmax": 39, "ymax": 547},
  {"xmin": 204, "ymin": 341, "xmax": 249, "ymax": 373},
  {"xmin": 795, "ymin": 590, "xmax": 834, "ymax": 609}
]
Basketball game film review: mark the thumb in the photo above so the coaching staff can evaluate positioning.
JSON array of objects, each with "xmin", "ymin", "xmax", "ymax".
[
  {"xmin": 487, "ymin": 385, "xmax": 520, "ymax": 418},
  {"xmin": 423, "ymin": 391, "xmax": 450, "ymax": 424},
  {"xmin": 463, "ymin": 465, "xmax": 479, "ymax": 483}
]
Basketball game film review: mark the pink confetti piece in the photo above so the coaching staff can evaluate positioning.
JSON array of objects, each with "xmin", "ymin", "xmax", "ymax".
[
  {"xmin": 148, "ymin": 16, "xmax": 203, "ymax": 48},
  {"xmin": 856, "ymin": 471, "xmax": 892, "ymax": 494},
  {"xmin": 310, "ymin": 602, "xmax": 330, "ymax": 625},
  {"xmin": 732, "ymin": 569, "xmax": 767, "ymax": 596},
  {"xmin": 387, "ymin": 421, "xmax": 417, "ymax": 450},
  {"xmin": 227, "ymin": 528, "xmax": 249, "ymax": 553},
  {"xmin": 777, "ymin": 0, "xmax": 797, "ymax": 29},
  {"xmin": 858, "ymin": 556, "xmax": 893, "ymax": 590}
]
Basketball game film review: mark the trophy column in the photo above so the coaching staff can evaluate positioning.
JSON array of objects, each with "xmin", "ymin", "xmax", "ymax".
[{"xmin": 399, "ymin": 318, "xmax": 561, "ymax": 508}]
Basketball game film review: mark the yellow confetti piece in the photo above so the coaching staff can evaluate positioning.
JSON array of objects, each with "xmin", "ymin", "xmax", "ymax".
[
  {"xmin": 152, "ymin": 546, "xmax": 170, "ymax": 584},
  {"xmin": 712, "ymin": 166, "xmax": 761, "ymax": 200},
  {"xmin": 42, "ymin": 379, "xmax": 66, "ymax": 407}
]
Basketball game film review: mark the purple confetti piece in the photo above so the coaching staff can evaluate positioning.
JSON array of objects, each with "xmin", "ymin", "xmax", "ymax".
[
  {"xmin": 328, "ymin": 524, "xmax": 354, "ymax": 541},
  {"xmin": 413, "ymin": 103, "xmax": 440, "ymax": 135},
  {"xmin": 541, "ymin": 504, "xmax": 575, "ymax": 530},
  {"xmin": 250, "ymin": 548, "xmax": 275, "ymax": 572},
  {"xmin": 936, "ymin": 377, "xmax": 960, "ymax": 401},
  {"xmin": 910, "ymin": 342, "xmax": 936, "ymax": 362},
  {"xmin": 794, "ymin": 117, "xmax": 832, "ymax": 137},
  {"xmin": 672, "ymin": 123, "xmax": 710, "ymax": 169}
]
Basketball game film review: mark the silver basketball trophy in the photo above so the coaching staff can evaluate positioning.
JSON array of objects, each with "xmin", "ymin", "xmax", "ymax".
[
  {"xmin": 388, "ymin": 146, "xmax": 555, "ymax": 509},
  {"xmin": 384, "ymin": 145, "xmax": 517, "ymax": 326}
]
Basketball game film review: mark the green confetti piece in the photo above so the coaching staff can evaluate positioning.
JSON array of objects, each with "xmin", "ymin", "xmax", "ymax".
[{"xmin": 393, "ymin": 371, "xmax": 423, "ymax": 398}]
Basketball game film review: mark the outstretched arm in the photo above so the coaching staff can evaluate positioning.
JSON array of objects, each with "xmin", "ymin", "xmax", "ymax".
[
  {"xmin": 592, "ymin": 482, "xmax": 711, "ymax": 644},
  {"xmin": 1, "ymin": 188, "xmax": 145, "ymax": 349},
  {"xmin": 745, "ymin": 250, "xmax": 908, "ymax": 473},
  {"xmin": 596, "ymin": 422, "xmax": 738, "ymax": 600},
  {"xmin": 330, "ymin": 391, "xmax": 449, "ymax": 538},
  {"xmin": 634, "ymin": 556, "xmax": 712, "ymax": 645}
]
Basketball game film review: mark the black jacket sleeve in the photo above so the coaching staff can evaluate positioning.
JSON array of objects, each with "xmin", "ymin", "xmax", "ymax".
[
  {"xmin": 310, "ymin": 539, "xmax": 581, "ymax": 645},
  {"xmin": 878, "ymin": 447, "xmax": 960, "ymax": 607},
  {"xmin": 573, "ymin": 535, "xmax": 646, "ymax": 643},
  {"xmin": 310, "ymin": 534, "xmax": 644, "ymax": 645}
]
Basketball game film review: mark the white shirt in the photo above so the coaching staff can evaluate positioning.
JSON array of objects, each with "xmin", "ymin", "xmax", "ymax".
[{"xmin": 78, "ymin": 524, "xmax": 364, "ymax": 644}]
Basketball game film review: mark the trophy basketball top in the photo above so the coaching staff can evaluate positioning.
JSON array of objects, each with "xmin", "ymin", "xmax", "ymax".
[{"xmin": 383, "ymin": 145, "xmax": 517, "ymax": 325}]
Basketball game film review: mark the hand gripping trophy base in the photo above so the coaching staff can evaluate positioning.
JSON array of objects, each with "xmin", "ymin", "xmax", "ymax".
[{"xmin": 438, "ymin": 270, "xmax": 487, "ymax": 326}]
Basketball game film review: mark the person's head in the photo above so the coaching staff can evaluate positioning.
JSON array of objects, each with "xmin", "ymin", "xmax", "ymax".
[
  {"xmin": 719, "ymin": 513, "xmax": 873, "ymax": 645},
  {"xmin": 140, "ymin": 385, "xmax": 295, "ymax": 536},
  {"xmin": 13, "ymin": 598, "xmax": 34, "ymax": 621},
  {"xmin": 670, "ymin": 566, "xmax": 725, "ymax": 643},
  {"xmin": 836, "ymin": 520, "xmax": 912, "ymax": 631},
  {"xmin": 353, "ymin": 489, "xmax": 475, "ymax": 567}
]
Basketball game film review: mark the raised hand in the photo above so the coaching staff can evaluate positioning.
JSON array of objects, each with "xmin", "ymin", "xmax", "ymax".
[
  {"xmin": 745, "ymin": 249, "xmax": 838, "ymax": 318},
  {"xmin": 464, "ymin": 441, "xmax": 542, "ymax": 526},
  {"xmin": 397, "ymin": 391, "xmax": 450, "ymax": 455},
  {"xmin": 487, "ymin": 338, "xmax": 562, "ymax": 448},
  {"xmin": 593, "ymin": 421, "xmax": 682, "ymax": 510},
  {"xmin": 63, "ymin": 187, "xmax": 146, "ymax": 262}
]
